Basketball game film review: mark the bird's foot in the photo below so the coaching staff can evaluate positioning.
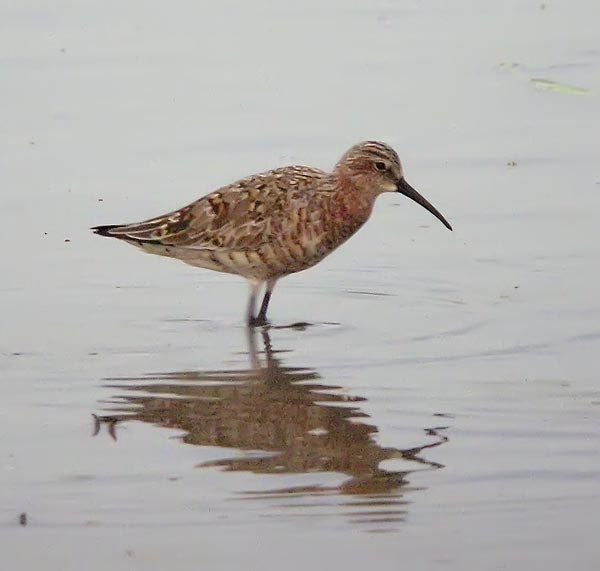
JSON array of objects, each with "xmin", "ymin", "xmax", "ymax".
[{"xmin": 248, "ymin": 315, "xmax": 270, "ymax": 328}]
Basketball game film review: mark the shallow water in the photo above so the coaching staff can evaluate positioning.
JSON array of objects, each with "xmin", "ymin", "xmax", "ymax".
[{"xmin": 2, "ymin": 0, "xmax": 600, "ymax": 569}]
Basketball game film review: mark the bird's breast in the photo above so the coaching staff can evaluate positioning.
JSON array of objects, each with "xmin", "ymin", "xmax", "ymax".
[{"xmin": 317, "ymin": 191, "xmax": 374, "ymax": 250}]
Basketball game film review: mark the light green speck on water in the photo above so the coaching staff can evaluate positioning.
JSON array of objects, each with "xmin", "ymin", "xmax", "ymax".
[{"xmin": 530, "ymin": 78, "xmax": 590, "ymax": 95}]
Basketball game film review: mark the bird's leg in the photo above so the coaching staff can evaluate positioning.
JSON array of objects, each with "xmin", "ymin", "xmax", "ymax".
[
  {"xmin": 256, "ymin": 278, "xmax": 278, "ymax": 325},
  {"xmin": 246, "ymin": 280, "xmax": 263, "ymax": 327}
]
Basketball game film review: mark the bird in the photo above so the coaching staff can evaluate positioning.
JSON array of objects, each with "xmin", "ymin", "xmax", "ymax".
[{"xmin": 92, "ymin": 141, "xmax": 452, "ymax": 326}]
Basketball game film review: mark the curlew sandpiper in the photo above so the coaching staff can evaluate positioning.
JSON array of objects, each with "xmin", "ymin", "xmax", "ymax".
[{"xmin": 92, "ymin": 141, "xmax": 452, "ymax": 326}]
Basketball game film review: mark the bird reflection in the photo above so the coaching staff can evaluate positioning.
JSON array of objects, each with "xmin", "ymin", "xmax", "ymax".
[{"xmin": 95, "ymin": 327, "xmax": 448, "ymax": 525}]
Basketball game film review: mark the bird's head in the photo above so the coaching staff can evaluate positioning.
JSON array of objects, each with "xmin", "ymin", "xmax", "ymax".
[{"xmin": 335, "ymin": 141, "xmax": 452, "ymax": 231}]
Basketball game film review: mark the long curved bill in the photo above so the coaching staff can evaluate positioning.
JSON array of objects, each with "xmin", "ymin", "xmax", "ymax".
[{"xmin": 397, "ymin": 178, "xmax": 452, "ymax": 231}]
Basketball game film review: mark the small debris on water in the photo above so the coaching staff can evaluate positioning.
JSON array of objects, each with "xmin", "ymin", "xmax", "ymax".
[
  {"xmin": 19, "ymin": 512, "xmax": 27, "ymax": 526},
  {"xmin": 507, "ymin": 160, "xmax": 518, "ymax": 167}
]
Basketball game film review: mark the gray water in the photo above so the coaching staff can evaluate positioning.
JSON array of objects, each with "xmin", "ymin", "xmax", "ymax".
[{"xmin": 2, "ymin": 1, "xmax": 600, "ymax": 569}]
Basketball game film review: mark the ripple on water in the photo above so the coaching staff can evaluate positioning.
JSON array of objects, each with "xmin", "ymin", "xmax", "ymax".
[{"xmin": 93, "ymin": 327, "xmax": 450, "ymax": 532}]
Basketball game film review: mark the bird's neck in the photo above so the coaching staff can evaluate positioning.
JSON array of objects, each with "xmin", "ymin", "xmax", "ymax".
[{"xmin": 326, "ymin": 175, "xmax": 376, "ymax": 241}]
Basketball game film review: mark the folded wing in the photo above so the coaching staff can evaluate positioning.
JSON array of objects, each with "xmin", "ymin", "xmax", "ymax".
[{"xmin": 92, "ymin": 166, "xmax": 326, "ymax": 252}]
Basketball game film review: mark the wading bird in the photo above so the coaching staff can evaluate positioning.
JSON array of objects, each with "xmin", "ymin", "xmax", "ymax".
[{"xmin": 93, "ymin": 141, "xmax": 452, "ymax": 326}]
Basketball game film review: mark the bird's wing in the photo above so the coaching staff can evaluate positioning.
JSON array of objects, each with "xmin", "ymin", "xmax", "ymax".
[{"xmin": 94, "ymin": 166, "xmax": 327, "ymax": 250}]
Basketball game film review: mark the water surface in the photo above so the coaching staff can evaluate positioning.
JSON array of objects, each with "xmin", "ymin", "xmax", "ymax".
[{"xmin": 2, "ymin": 0, "xmax": 600, "ymax": 569}]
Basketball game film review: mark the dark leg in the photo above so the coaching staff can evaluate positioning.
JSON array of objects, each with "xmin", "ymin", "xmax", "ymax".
[{"xmin": 256, "ymin": 279, "xmax": 278, "ymax": 324}]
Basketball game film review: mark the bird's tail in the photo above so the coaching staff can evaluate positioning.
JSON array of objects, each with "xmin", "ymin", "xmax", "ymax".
[
  {"xmin": 91, "ymin": 224, "xmax": 122, "ymax": 238},
  {"xmin": 91, "ymin": 224, "xmax": 161, "ymax": 244},
  {"xmin": 91, "ymin": 224, "xmax": 161, "ymax": 247},
  {"xmin": 91, "ymin": 222, "xmax": 187, "ymax": 259},
  {"xmin": 91, "ymin": 222, "xmax": 240, "ymax": 273}
]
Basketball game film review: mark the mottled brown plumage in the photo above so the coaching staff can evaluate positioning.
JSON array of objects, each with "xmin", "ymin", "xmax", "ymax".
[{"xmin": 93, "ymin": 141, "xmax": 452, "ymax": 325}]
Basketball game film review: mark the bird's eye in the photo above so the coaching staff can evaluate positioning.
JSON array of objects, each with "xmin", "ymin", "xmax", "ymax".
[{"xmin": 374, "ymin": 161, "xmax": 387, "ymax": 173}]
